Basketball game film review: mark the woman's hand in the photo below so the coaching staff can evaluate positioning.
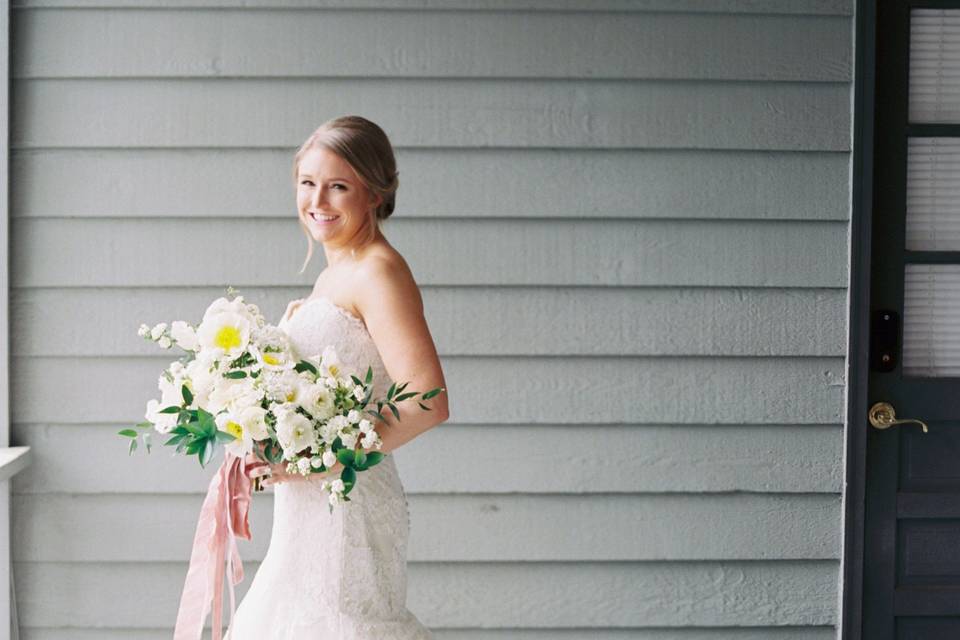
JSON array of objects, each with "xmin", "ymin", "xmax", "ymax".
[{"xmin": 243, "ymin": 447, "xmax": 344, "ymax": 488}]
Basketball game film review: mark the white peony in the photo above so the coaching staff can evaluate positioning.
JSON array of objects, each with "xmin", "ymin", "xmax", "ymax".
[
  {"xmin": 169, "ymin": 320, "xmax": 199, "ymax": 352},
  {"xmin": 207, "ymin": 376, "xmax": 258, "ymax": 415},
  {"xmin": 196, "ymin": 310, "xmax": 252, "ymax": 359}
]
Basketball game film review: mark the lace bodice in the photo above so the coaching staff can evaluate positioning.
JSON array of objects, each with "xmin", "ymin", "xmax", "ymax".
[
  {"xmin": 223, "ymin": 296, "xmax": 432, "ymax": 640},
  {"xmin": 279, "ymin": 296, "xmax": 393, "ymax": 402}
]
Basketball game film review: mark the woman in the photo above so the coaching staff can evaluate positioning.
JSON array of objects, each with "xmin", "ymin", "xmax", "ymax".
[{"xmin": 225, "ymin": 115, "xmax": 449, "ymax": 639}]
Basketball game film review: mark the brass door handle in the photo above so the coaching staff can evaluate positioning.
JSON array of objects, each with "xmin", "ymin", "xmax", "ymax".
[{"xmin": 868, "ymin": 402, "xmax": 929, "ymax": 433}]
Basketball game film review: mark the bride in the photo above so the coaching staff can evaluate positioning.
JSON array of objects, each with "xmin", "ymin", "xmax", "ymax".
[{"xmin": 224, "ymin": 115, "xmax": 449, "ymax": 639}]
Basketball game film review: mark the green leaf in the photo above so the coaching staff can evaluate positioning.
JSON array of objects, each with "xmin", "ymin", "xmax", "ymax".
[
  {"xmin": 418, "ymin": 402, "xmax": 430, "ymax": 411},
  {"xmin": 365, "ymin": 366, "xmax": 373, "ymax": 385},
  {"xmin": 387, "ymin": 382, "xmax": 396, "ymax": 401},
  {"xmin": 395, "ymin": 381, "xmax": 410, "ymax": 394},
  {"xmin": 388, "ymin": 404, "xmax": 400, "ymax": 421},
  {"xmin": 365, "ymin": 451, "xmax": 384, "ymax": 468},
  {"xmin": 164, "ymin": 433, "xmax": 187, "ymax": 447},
  {"xmin": 158, "ymin": 405, "xmax": 180, "ymax": 414},
  {"xmin": 118, "ymin": 429, "xmax": 138, "ymax": 438},
  {"xmin": 295, "ymin": 360, "xmax": 318, "ymax": 375},
  {"xmin": 185, "ymin": 439, "xmax": 205, "ymax": 455},
  {"xmin": 394, "ymin": 392, "xmax": 418, "ymax": 402},
  {"xmin": 200, "ymin": 439, "xmax": 214, "ymax": 467},
  {"xmin": 128, "ymin": 438, "xmax": 138, "ymax": 455},
  {"xmin": 143, "ymin": 432, "xmax": 152, "ymax": 454},
  {"xmin": 340, "ymin": 466, "xmax": 356, "ymax": 496},
  {"xmin": 336, "ymin": 447, "xmax": 356, "ymax": 468},
  {"xmin": 224, "ymin": 371, "xmax": 247, "ymax": 379},
  {"xmin": 215, "ymin": 430, "xmax": 237, "ymax": 443},
  {"xmin": 134, "ymin": 421, "xmax": 153, "ymax": 430},
  {"xmin": 175, "ymin": 439, "xmax": 190, "ymax": 455},
  {"xmin": 351, "ymin": 374, "xmax": 363, "ymax": 386},
  {"xmin": 181, "ymin": 383, "xmax": 194, "ymax": 406},
  {"xmin": 421, "ymin": 387, "xmax": 445, "ymax": 400}
]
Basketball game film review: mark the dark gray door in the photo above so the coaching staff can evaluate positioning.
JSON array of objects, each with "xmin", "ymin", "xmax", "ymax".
[{"xmin": 863, "ymin": 3, "xmax": 960, "ymax": 638}]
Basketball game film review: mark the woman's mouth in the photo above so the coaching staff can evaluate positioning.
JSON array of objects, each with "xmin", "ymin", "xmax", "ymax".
[{"xmin": 310, "ymin": 212, "xmax": 339, "ymax": 224}]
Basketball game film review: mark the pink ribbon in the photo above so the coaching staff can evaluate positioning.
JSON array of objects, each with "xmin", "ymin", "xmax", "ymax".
[{"xmin": 173, "ymin": 452, "xmax": 253, "ymax": 640}]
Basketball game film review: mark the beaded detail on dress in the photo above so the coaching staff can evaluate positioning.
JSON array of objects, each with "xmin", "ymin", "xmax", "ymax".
[{"xmin": 223, "ymin": 297, "xmax": 430, "ymax": 640}]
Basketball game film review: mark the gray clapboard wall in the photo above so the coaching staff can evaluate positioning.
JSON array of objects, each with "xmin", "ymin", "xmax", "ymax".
[{"xmin": 8, "ymin": 1, "xmax": 852, "ymax": 638}]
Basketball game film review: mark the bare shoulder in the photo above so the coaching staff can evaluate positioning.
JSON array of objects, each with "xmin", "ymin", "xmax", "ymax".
[{"xmin": 354, "ymin": 245, "xmax": 422, "ymax": 315}]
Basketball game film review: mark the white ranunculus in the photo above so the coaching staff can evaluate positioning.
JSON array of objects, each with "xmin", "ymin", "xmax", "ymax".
[
  {"xmin": 169, "ymin": 320, "xmax": 199, "ymax": 352},
  {"xmin": 238, "ymin": 405, "xmax": 270, "ymax": 441},
  {"xmin": 216, "ymin": 411, "xmax": 253, "ymax": 457},
  {"xmin": 145, "ymin": 398, "xmax": 178, "ymax": 434},
  {"xmin": 196, "ymin": 310, "xmax": 252, "ymax": 358},
  {"xmin": 275, "ymin": 410, "xmax": 315, "ymax": 457},
  {"xmin": 322, "ymin": 449, "xmax": 337, "ymax": 468},
  {"xmin": 303, "ymin": 383, "xmax": 336, "ymax": 421}
]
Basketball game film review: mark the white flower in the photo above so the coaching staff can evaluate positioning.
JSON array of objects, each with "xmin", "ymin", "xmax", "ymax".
[
  {"xmin": 297, "ymin": 458, "xmax": 312, "ymax": 475},
  {"xmin": 196, "ymin": 310, "xmax": 252, "ymax": 358},
  {"xmin": 138, "ymin": 323, "xmax": 151, "ymax": 337},
  {"xmin": 358, "ymin": 418, "xmax": 373, "ymax": 434},
  {"xmin": 339, "ymin": 429, "xmax": 358, "ymax": 449},
  {"xmin": 207, "ymin": 376, "xmax": 258, "ymax": 415},
  {"xmin": 275, "ymin": 410, "xmax": 315, "ymax": 457},
  {"xmin": 169, "ymin": 320, "xmax": 199, "ymax": 352},
  {"xmin": 361, "ymin": 431, "xmax": 379, "ymax": 449},
  {"xmin": 319, "ymin": 346, "xmax": 342, "ymax": 380},
  {"xmin": 299, "ymin": 381, "xmax": 336, "ymax": 420},
  {"xmin": 347, "ymin": 409, "xmax": 361, "ymax": 424},
  {"xmin": 238, "ymin": 405, "xmax": 270, "ymax": 441},
  {"xmin": 328, "ymin": 491, "xmax": 343, "ymax": 506},
  {"xmin": 150, "ymin": 322, "xmax": 168, "ymax": 341},
  {"xmin": 145, "ymin": 398, "xmax": 177, "ymax": 433},
  {"xmin": 158, "ymin": 335, "xmax": 173, "ymax": 349},
  {"xmin": 216, "ymin": 411, "xmax": 253, "ymax": 457},
  {"xmin": 352, "ymin": 385, "xmax": 366, "ymax": 402},
  {"xmin": 322, "ymin": 449, "xmax": 337, "ymax": 468},
  {"xmin": 330, "ymin": 478, "xmax": 345, "ymax": 493},
  {"xmin": 311, "ymin": 456, "xmax": 325, "ymax": 468}
]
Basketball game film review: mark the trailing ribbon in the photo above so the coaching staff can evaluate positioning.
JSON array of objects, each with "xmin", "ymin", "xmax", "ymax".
[{"xmin": 173, "ymin": 452, "xmax": 253, "ymax": 640}]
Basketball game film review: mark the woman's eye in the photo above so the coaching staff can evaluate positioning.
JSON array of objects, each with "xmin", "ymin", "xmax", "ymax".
[
  {"xmin": 332, "ymin": 184, "xmax": 346, "ymax": 190},
  {"xmin": 300, "ymin": 180, "xmax": 313, "ymax": 186}
]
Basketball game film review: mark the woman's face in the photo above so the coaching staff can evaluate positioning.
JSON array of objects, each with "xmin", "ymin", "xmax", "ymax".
[{"xmin": 296, "ymin": 147, "xmax": 380, "ymax": 248}]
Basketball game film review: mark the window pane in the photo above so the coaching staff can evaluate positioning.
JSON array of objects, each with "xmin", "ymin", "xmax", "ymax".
[
  {"xmin": 904, "ymin": 264, "xmax": 960, "ymax": 376},
  {"xmin": 906, "ymin": 138, "xmax": 960, "ymax": 250},
  {"xmin": 910, "ymin": 9, "xmax": 960, "ymax": 123}
]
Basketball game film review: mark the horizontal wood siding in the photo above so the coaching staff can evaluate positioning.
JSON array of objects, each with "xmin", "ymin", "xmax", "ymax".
[{"xmin": 8, "ymin": 1, "xmax": 852, "ymax": 637}]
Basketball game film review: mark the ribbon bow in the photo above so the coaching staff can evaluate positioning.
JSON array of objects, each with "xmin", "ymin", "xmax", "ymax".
[{"xmin": 173, "ymin": 452, "xmax": 253, "ymax": 640}]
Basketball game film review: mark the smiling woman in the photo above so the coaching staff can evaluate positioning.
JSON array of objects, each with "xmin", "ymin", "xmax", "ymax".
[{"xmin": 221, "ymin": 115, "xmax": 448, "ymax": 640}]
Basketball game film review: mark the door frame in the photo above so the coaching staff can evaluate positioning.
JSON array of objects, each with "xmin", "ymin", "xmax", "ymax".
[{"xmin": 842, "ymin": 0, "xmax": 876, "ymax": 638}]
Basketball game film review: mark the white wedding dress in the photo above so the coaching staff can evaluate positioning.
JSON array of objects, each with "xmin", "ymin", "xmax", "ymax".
[{"xmin": 224, "ymin": 296, "xmax": 433, "ymax": 640}]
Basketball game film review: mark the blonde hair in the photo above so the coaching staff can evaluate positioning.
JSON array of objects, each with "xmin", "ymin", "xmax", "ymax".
[{"xmin": 292, "ymin": 116, "xmax": 400, "ymax": 274}]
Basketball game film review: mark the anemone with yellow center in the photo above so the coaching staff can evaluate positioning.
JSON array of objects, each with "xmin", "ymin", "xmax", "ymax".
[
  {"xmin": 224, "ymin": 420, "xmax": 244, "ymax": 440},
  {"xmin": 197, "ymin": 311, "xmax": 251, "ymax": 359}
]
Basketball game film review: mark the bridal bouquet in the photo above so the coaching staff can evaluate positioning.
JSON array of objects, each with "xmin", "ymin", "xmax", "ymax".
[{"xmin": 119, "ymin": 287, "xmax": 445, "ymax": 508}]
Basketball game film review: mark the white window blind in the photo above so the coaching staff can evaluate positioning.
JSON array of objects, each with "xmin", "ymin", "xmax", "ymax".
[
  {"xmin": 910, "ymin": 9, "xmax": 960, "ymax": 122},
  {"xmin": 906, "ymin": 137, "xmax": 960, "ymax": 250},
  {"xmin": 903, "ymin": 264, "xmax": 960, "ymax": 376}
]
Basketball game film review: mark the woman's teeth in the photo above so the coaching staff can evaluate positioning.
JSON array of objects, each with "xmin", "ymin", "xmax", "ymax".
[{"xmin": 311, "ymin": 213, "xmax": 338, "ymax": 222}]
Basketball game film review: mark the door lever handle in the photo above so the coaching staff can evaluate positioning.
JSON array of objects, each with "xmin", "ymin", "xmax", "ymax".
[{"xmin": 868, "ymin": 402, "xmax": 929, "ymax": 433}]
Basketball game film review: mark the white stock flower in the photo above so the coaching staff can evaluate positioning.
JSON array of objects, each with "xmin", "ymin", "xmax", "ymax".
[
  {"xmin": 158, "ymin": 336, "xmax": 173, "ymax": 349},
  {"xmin": 150, "ymin": 323, "xmax": 168, "ymax": 341},
  {"xmin": 339, "ymin": 429, "xmax": 358, "ymax": 449},
  {"xmin": 169, "ymin": 320, "xmax": 199, "ymax": 352},
  {"xmin": 330, "ymin": 478, "xmax": 345, "ymax": 493},
  {"xmin": 322, "ymin": 449, "xmax": 337, "ymax": 468},
  {"xmin": 358, "ymin": 418, "xmax": 373, "ymax": 434},
  {"xmin": 347, "ymin": 409, "xmax": 361, "ymax": 424},
  {"xmin": 361, "ymin": 431, "xmax": 379, "ymax": 449},
  {"xmin": 352, "ymin": 385, "xmax": 366, "ymax": 402},
  {"xmin": 138, "ymin": 323, "xmax": 151, "ymax": 337},
  {"xmin": 297, "ymin": 457, "xmax": 312, "ymax": 475}
]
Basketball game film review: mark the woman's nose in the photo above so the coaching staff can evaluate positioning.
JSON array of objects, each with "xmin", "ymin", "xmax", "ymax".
[{"xmin": 311, "ymin": 185, "xmax": 327, "ymax": 208}]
